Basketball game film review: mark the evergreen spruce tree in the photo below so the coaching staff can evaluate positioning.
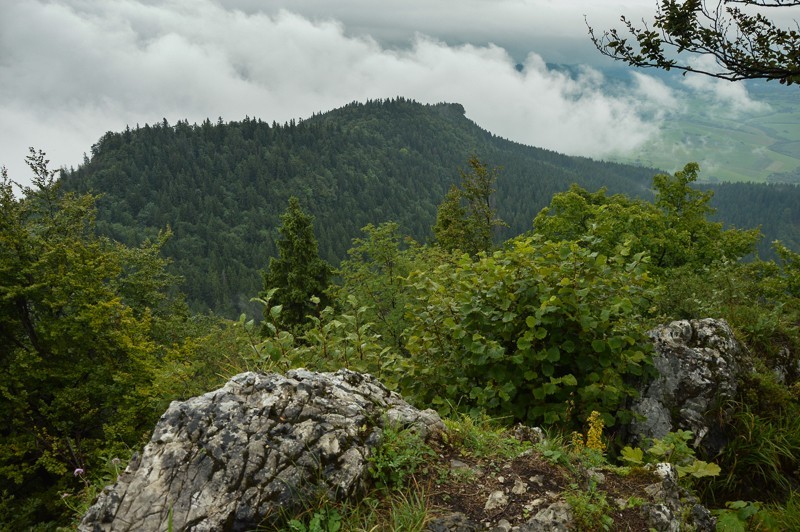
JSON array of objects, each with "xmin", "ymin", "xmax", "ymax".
[
  {"xmin": 433, "ymin": 156, "xmax": 506, "ymax": 256},
  {"xmin": 261, "ymin": 196, "xmax": 332, "ymax": 332}
]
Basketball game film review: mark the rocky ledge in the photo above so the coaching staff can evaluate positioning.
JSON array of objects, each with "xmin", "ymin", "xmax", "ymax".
[
  {"xmin": 631, "ymin": 318, "xmax": 746, "ymax": 454},
  {"xmin": 79, "ymin": 369, "xmax": 443, "ymax": 531}
]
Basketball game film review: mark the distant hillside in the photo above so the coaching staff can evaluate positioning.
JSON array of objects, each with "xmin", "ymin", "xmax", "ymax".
[
  {"xmin": 59, "ymin": 98, "xmax": 798, "ymax": 317},
  {"xmin": 60, "ymin": 98, "xmax": 658, "ymax": 316},
  {"xmin": 707, "ymin": 182, "xmax": 800, "ymax": 255},
  {"xmin": 574, "ymin": 64, "xmax": 800, "ymax": 184}
]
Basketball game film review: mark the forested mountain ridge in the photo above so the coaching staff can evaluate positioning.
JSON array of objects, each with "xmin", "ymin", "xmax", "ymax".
[
  {"xmin": 59, "ymin": 97, "xmax": 799, "ymax": 317},
  {"xmin": 59, "ymin": 98, "xmax": 657, "ymax": 316}
]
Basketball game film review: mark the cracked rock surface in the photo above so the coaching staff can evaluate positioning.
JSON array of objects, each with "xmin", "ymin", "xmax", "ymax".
[
  {"xmin": 631, "ymin": 318, "xmax": 745, "ymax": 453},
  {"xmin": 79, "ymin": 369, "xmax": 443, "ymax": 531}
]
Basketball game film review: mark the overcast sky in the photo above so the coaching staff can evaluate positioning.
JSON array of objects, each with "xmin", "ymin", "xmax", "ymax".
[{"xmin": 0, "ymin": 0, "xmax": 784, "ymax": 189}]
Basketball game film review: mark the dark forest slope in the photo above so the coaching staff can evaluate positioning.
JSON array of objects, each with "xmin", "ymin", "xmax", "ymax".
[
  {"xmin": 60, "ymin": 98, "xmax": 798, "ymax": 316},
  {"xmin": 707, "ymin": 182, "xmax": 800, "ymax": 256}
]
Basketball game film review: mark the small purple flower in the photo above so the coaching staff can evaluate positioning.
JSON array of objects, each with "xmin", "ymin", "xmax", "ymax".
[{"xmin": 73, "ymin": 468, "xmax": 85, "ymax": 477}]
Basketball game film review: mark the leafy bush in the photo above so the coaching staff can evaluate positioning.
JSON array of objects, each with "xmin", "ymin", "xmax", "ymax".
[
  {"xmin": 533, "ymin": 164, "xmax": 759, "ymax": 273},
  {"xmin": 713, "ymin": 500, "xmax": 762, "ymax": 532},
  {"xmin": 401, "ymin": 235, "xmax": 655, "ymax": 427},
  {"xmin": 367, "ymin": 424, "xmax": 435, "ymax": 490},
  {"xmin": 0, "ymin": 152, "xmax": 182, "ymax": 526},
  {"xmin": 620, "ymin": 430, "xmax": 721, "ymax": 484},
  {"xmin": 250, "ymin": 291, "xmax": 393, "ymax": 383},
  {"xmin": 334, "ymin": 223, "xmax": 416, "ymax": 350},
  {"xmin": 565, "ymin": 480, "xmax": 614, "ymax": 531}
]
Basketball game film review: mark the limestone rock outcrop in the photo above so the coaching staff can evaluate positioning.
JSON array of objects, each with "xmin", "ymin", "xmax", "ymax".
[
  {"xmin": 79, "ymin": 369, "xmax": 443, "ymax": 531},
  {"xmin": 631, "ymin": 318, "xmax": 746, "ymax": 453},
  {"xmin": 641, "ymin": 463, "xmax": 715, "ymax": 532}
]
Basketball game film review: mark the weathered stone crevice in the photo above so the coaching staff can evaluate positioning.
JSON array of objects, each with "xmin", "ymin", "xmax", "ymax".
[
  {"xmin": 631, "ymin": 318, "xmax": 747, "ymax": 455},
  {"xmin": 80, "ymin": 368, "xmax": 444, "ymax": 531}
]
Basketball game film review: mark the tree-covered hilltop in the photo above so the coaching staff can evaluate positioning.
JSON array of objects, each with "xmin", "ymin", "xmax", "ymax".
[
  {"xmin": 58, "ymin": 98, "xmax": 658, "ymax": 316},
  {"xmin": 59, "ymin": 97, "xmax": 800, "ymax": 317}
]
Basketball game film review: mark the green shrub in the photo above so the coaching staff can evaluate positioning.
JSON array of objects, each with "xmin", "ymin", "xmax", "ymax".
[
  {"xmin": 565, "ymin": 480, "xmax": 614, "ymax": 531},
  {"xmin": 368, "ymin": 424, "xmax": 436, "ymax": 490},
  {"xmin": 0, "ymin": 152, "xmax": 182, "ymax": 527},
  {"xmin": 713, "ymin": 500, "xmax": 762, "ymax": 532},
  {"xmin": 401, "ymin": 235, "xmax": 655, "ymax": 428}
]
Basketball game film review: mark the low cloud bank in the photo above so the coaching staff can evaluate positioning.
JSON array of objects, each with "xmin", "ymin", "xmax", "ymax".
[{"xmin": 1, "ymin": 0, "xmax": 720, "ymax": 187}]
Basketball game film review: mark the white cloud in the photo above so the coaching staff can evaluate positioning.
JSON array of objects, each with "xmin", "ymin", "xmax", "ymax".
[
  {"xmin": 630, "ymin": 72, "xmax": 683, "ymax": 114},
  {"xmin": 681, "ymin": 56, "xmax": 771, "ymax": 116},
  {"xmin": 1, "ymin": 0, "xmax": 669, "ymax": 188}
]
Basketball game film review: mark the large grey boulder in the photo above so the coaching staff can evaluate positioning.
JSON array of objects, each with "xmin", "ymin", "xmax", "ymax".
[
  {"xmin": 631, "ymin": 318, "xmax": 746, "ymax": 452},
  {"xmin": 79, "ymin": 369, "xmax": 443, "ymax": 531}
]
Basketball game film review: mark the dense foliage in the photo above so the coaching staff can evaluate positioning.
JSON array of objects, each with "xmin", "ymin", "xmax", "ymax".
[
  {"xmin": 0, "ymin": 152, "xmax": 170, "ymax": 524},
  {"xmin": 0, "ymin": 153, "xmax": 258, "ymax": 528},
  {"xmin": 247, "ymin": 161, "xmax": 799, "ymax": 512},
  {"xmin": 334, "ymin": 222, "xmax": 425, "ymax": 352},
  {"xmin": 5, "ymin": 119, "xmax": 800, "ymax": 527},
  {"xmin": 401, "ymin": 236, "xmax": 654, "ymax": 426},
  {"xmin": 534, "ymin": 163, "xmax": 760, "ymax": 271},
  {"xmin": 58, "ymin": 99, "xmax": 800, "ymax": 318}
]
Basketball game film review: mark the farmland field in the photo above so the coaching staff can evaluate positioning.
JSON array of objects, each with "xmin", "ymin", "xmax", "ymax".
[{"xmin": 611, "ymin": 74, "xmax": 800, "ymax": 183}]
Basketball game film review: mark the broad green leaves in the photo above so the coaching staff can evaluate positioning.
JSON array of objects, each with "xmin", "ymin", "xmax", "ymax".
[
  {"xmin": 401, "ymin": 235, "xmax": 655, "ymax": 427},
  {"xmin": 621, "ymin": 429, "xmax": 721, "ymax": 482},
  {"xmin": 677, "ymin": 460, "xmax": 721, "ymax": 479},
  {"xmin": 533, "ymin": 164, "xmax": 759, "ymax": 272}
]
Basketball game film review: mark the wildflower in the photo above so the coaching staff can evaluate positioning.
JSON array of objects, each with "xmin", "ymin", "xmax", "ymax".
[
  {"xmin": 570, "ymin": 430, "xmax": 585, "ymax": 451},
  {"xmin": 73, "ymin": 468, "xmax": 85, "ymax": 477},
  {"xmin": 585, "ymin": 411, "xmax": 606, "ymax": 453}
]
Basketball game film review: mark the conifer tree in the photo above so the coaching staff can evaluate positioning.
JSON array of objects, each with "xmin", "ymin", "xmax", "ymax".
[
  {"xmin": 433, "ymin": 156, "xmax": 506, "ymax": 256},
  {"xmin": 261, "ymin": 196, "xmax": 332, "ymax": 332}
]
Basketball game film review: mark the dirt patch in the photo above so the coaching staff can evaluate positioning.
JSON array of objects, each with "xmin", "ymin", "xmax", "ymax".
[{"xmin": 424, "ymin": 442, "xmax": 660, "ymax": 530}]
